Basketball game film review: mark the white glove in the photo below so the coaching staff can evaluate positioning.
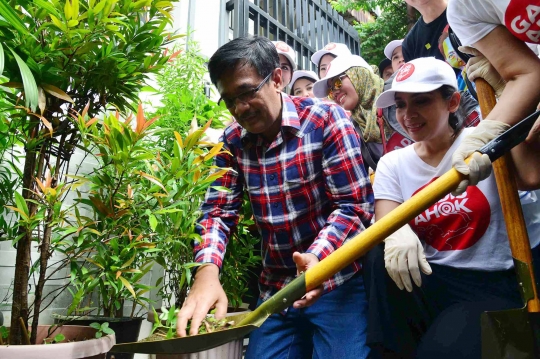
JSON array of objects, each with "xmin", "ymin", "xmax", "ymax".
[
  {"xmin": 459, "ymin": 46, "xmax": 506, "ymax": 98},
  {"xmin": 384, "ymin": 224, "xmax": 432, "ymax": 292},
  {"xmin": 452, "ymin": 120, "xmax": 510, "ymax": 195}
]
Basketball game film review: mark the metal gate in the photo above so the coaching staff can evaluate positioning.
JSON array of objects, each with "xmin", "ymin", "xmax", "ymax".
[{"xmin": 225, "ymin": 0, "xmax": 361, "ymax": 71}]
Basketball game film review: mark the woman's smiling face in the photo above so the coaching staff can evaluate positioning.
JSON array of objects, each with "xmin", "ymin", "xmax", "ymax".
[
  {"xmin": 328, "ymin": 74, "xmax": 359, "ymax": 111},
  {"xmin": 394, "ymin": 90, "xmax": 460, "ymax": 143}
]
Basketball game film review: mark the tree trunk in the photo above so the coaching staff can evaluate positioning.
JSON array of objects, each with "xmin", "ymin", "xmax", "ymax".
[
  {"xmin": 9, "ymin": 146, "xmax": 37, "ymax": 345},
  {"xmin": 30, "ymin": 214, "xmax": 53, "ymax": 344}
]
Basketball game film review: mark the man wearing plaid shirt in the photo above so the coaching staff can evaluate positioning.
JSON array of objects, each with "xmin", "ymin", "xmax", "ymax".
[{"xmin": 177, "ymin": 36, "xmax": 374, "ymax": 359}]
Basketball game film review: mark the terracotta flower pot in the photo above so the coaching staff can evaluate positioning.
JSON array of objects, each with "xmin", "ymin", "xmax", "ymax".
[
  {"xmin": 146, "ymin": 308, "xmax": 248, "ymax": 359},
  {"xmin": 0, "ymin": 325, "xmax": 115, "ymax": 359}
]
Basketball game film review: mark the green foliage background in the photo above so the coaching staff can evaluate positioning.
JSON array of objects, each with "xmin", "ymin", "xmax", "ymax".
[{"xmin": 330, "ymin": 0, "xmax": 411, "ymax": 65}]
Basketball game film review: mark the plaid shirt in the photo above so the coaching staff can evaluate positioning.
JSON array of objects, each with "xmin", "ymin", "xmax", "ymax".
[{"xmin": 194, "ymin": 94, "xmax": 374, "ymax": 300}]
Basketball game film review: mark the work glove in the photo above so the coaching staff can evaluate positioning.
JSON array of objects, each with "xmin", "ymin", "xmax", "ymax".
[
  {"xmin": 452, "ymin": 120, "xmax": 510, "ymax": 195},
  {"xmin": 384, "ymin": 224, "xmax": 432, "ymax": 292},
  {"xmin": 459, "ymin": 46, "xmax": 506, "ymax": 98}
]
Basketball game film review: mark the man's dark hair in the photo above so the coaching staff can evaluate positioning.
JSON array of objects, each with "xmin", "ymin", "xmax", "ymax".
[{"xmin": 208, "ymin": 36, "xmax": 279, "ymax": 86}]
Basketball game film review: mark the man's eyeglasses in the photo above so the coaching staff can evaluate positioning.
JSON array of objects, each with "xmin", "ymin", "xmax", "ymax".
[
  {"xmin": 327, "ymin": 74, "xmax": 347, "ymax": 100},
  {"xmin": 218, "ymin": 72, "xmax": 273, "ymax": 109}
]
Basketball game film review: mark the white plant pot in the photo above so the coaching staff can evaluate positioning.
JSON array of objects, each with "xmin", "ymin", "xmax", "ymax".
[
  {"xmin": 0, "ymin": 325, "xmax": 115, "ymax": 359},
  {"xmin": 147, "ymin": 309, "xmax": 248, "ymax": 359}
]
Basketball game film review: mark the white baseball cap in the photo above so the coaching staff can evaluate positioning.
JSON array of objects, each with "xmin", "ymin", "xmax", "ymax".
[
  {"xmin": 272, "ymin": 41, "xmax": 297, "ymax": 70},
  {"xmin": 375, "ymin": 57, "xmax": 458, "ymax": 108},
  {"xmin": 290, "ymin": 70, "xmax": 319, "ymax": 88},
  {"xmin": 384, "ymin": 39, "xmax": 403, "ymax": 60},
  {"xmin": 311, "ymin": 42, "xmax": 352, "ymax": 66},
  {"xmin": 312, "ymin": 54, "xmax": 373, "ymax": 98}
]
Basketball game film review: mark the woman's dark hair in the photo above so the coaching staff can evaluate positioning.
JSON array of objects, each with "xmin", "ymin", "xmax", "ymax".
[
  {"xmin": 437, "ymin": 85, "xmax": 466, "ymax": 137},
  {"xmin": 208, "ymin": 36, "xmax": 279, "ymax": 86},
  {"xmin": 289, "ymin": 76, "xmax": 316, "ymax": 96}
]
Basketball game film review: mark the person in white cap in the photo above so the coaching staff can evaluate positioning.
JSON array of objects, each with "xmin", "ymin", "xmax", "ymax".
[
  {"xmin": 384, "ymin": 39, "xmax": 404, "ymax": 73},
  {"xmin": 313, "ymin": 54, "xmax": 393, "ymax": 169},
  {"xmin": 272, "ymin": 41, "xmax": 296, "ymax": 91},
  {"xmin": 289, "ymin": 70, "xmax": 318, "ymax": 97},
  {"xmin": 311, "ymin": 42, "xmax": 352, "ymax": 78},
  {"xmin": 368, "ymin": 56, "xmax": 540, "ymax": 358}
]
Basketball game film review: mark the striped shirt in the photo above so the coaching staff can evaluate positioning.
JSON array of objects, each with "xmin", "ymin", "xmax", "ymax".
[{"xmin": 194, "ymin": 94, "xmax": 374, "ymax": 300}]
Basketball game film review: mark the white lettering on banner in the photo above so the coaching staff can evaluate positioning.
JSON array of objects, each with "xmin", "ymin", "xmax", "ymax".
[
  {"xmin": 415, "ymin": 194, "xmax": 472, "ymax": 225},
  {"xmin": 510, "ymin": 5, "xmax": 540, "ymax": 42}
]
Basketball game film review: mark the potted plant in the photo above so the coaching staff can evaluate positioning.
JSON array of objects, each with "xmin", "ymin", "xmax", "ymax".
[
  {"xmin": 0, "ymin": 0, "xmax": 179, "ymax": 353},
  {"xmin": 52, "ymin": 107, "xmax": 163, "ymax": 359}
]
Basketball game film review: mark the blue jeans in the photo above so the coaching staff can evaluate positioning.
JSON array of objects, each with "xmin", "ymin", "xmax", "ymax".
[{"xmin": 244, "ymin": 273, "xmax": 370, "ymax": 359}]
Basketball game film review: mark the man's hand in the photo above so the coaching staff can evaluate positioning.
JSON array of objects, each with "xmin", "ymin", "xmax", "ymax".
[
  {"xmin": 176, "ymin": 264, "xmax": 228, "ymax": 337},
  {"xmin": 384, "ymin": 224, "xmax": 432, "ymax": 292},
  {"xmin": 292, "ymin": 252, "xmax": 323, "ymax": 309}
]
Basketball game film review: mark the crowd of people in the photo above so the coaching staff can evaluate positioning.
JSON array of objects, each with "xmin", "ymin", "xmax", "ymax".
[{"xmin": 176, "ymin": 0, "xmax": 540, "ymax": 358}]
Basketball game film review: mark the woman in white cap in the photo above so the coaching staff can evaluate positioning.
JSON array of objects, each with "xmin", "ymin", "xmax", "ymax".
[
  {"xmin": 310, "ymin": 42, "xmax": 352, "ymax": 78},
  {"xmin": 384, "ymin": 39, "xmax": 405, "ymax": 73},
  {"xmin": 313, "ymin": 54, "xmax": 393, "ymax": 169},
  {"xmin": 289, "ymin": 70, "xmax": 318, "ymax": 97},
  {"xmin": 272, "ymin": 41, "xmax": 296, "ymax": 91},
  {"xmin": 369, "ymin": 57, "xmax": 540, "ymax": 359}
]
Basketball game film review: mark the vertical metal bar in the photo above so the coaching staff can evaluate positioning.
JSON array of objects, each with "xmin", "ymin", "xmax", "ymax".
[
  {"xmin": 280, "ymin": 0, "xmax": 286, "ymax": 29},
  {"xmin": 302, "ymin": 0, "xmax": 308, "ymax": 42},
  {"xmin": 315, "ymin": 3, "xmax": 323, "ymax": 50},
  {"xmin": 232, "ymin": 0, "xmax": 241, "ymax": 38},
  {"xmin": 272, "ymin": 0, "xmax": 277, "ymax": 19},
  {"xmin": 295, "ymin": 0, "xmax": 301, "ymax": 37},
  {"xmin": 288, "ymin": 0, "xmax": 294, "ymax": 31},
  {"xmin": 254, "ymin": 11, "xmax": 260, "ymax": 36},
  {"xmin": 309, "ymin": 1, "xmax": 315, "ymax": 49},
  {"xmin": 243, "ymin": 0, "xmax": 250, "ymax": 37},
  {"xmin": 186, "ymin": 0, "xmax": 196, "ymax": 51},
  {"xmin": 218, "ymin": 0, "xmax": 228, "ymax": 46}
]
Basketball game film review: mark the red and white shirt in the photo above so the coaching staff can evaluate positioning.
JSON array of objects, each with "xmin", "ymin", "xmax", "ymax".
[
  {"xmin": 373, "ymin": 128, "xmax": 540, "ymax": 271},
  {"xmin": 448, "ymin": 0, "xmax": 540, "ymax": 47}
]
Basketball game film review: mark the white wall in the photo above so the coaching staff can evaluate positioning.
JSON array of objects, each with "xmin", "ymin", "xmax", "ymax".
[{"xmin": 171, "ymin": 0, "xmax": 224, "ymax": 59}]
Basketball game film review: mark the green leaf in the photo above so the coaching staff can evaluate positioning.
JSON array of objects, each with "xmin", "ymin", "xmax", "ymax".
[
  {"xmin": 0, "ymin": 0, "xmax": 31, "ymax": 36},
  {"xmin": 34, "ymin": 0, "xmax": 61, "ymax": 18},
  {"xmin": 53, "ymin": 333, "xmax": 66, "ymax": 343},
  {"xmin": 41, "ymin": 83, "xmax": 75, "ymax": 103},
  {"xmin": 9, "ymin": 48, "xmax": 38, "ymax": 111},
  {"xmin": 149, "ymin": 214, "xmax": 157, "ymax": 231},
  {"xmin": 89, "ymin": 322, "xmax": 101, "ymax": 330},
  {"xmin": 14, "ymin": 191, "xmax": 29, "ymax": 217},
  {"xmin": 0, "ymin": 42, "xmax": 4, "ymax": 77},
  {"xmin": 119, "ymin": 276, "xmax": 137, "ymax": 299},
  {"xmin": 71, "ymin": 0, "xmax": 79, "ymax": 20},
  {"xmin": 92, "ymin": 0, "xmax": 106, "ymax": 14}
]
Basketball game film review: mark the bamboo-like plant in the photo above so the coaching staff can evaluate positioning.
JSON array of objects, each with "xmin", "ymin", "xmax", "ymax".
[{"xmin": 0, "ymin": 0, "xmax": 180, "ymax": 345}]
